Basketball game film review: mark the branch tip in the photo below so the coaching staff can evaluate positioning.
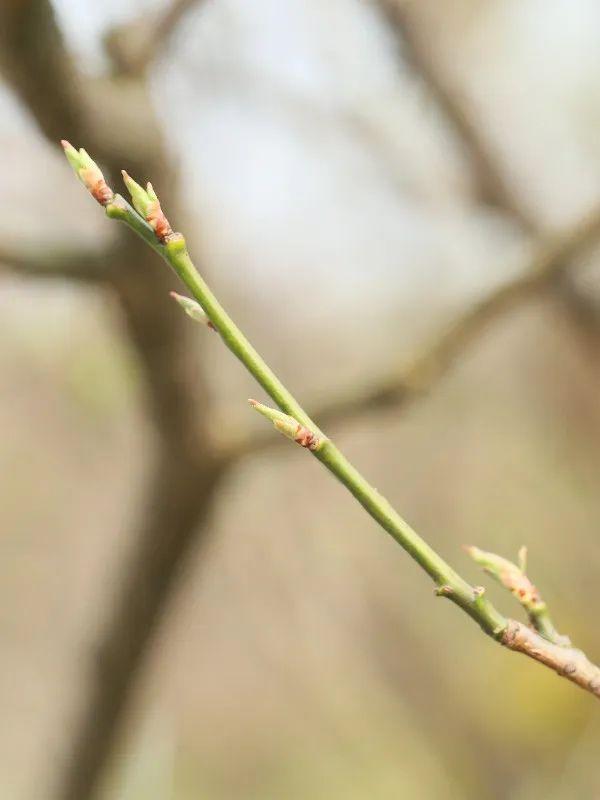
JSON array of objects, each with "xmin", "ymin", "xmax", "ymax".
[{"xmin": 61, "ymin": 139, "xmax": 113, "ymax": 206}]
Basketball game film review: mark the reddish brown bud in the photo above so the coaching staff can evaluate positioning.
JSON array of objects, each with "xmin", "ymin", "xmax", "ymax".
[
  {"xmin": 80, "ymin": 167, "xmax": 113, "ymax": 205},
  {"xmin": 62, "ymin": 140, "xmax": 114, "ymax": 206},
  {"xmin": 146, "ymin": 198, "xmax": 173, "ymax": 243},
  {"xmin": 250, "ymin": 400, "xmax": 322, "ymax": 451},
  {"xmin": 293, "ymin": 425, "xmax": 319, "ymax": 450}
]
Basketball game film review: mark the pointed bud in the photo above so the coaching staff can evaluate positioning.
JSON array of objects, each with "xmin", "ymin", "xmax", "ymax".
[
  {"xmin": 61, "ymin": 140, "xmax": 113, "ymax": 205},
  {"xmin": 121, "ymin": 172, "xmax": 173, "ymax": 242},
  {"xmin": 62, "ymin": 140, "xmax": 82, "ymax": 172},
  {"xmin": 169, "ymin": 292, "xmax": 215, "ymax": 329},
  {"xmin": 121, "ymin": 170, "xmax": 150, "ymax": 216},
  {"xmin": 248, "ymin": 400, "xmax": 321, "ymax": 451},
  {"xmin": 465, "ymin": 545, "xmax": 542, "ymax": 609},
  {"xmin": 146, "ymin": 182, "xmax": 158, "ymax": 203}
]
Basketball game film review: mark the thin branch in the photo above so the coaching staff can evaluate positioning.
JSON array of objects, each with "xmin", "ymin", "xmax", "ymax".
[
  {"xmin": 0, "ymin": 0, "xmax": 85, "ymax": 144},
  {"xmin": 68, "ymin": 150, "xmax": 600, "ymax": 700},
  {"xmin": 502, "ymin": 622, "xmax": 600, "ymax": 698},
  {"xmin": 100, "ymin": 165, "xmax": 509, "ymax": 635},
  {"xmin": 224, "ymin": 207, "xmax": 600, "ymax": 460},
  {"xmin": 54, "ymin": 452, "xmax": 226, "ymax": 800},
  {"xmin": 376, "ymin": 0, "xmax": 539, "ymax": 231},
  {"xmin": 0, "ymin": 244, "xmax": 112, "ymax": 282},
  {"xmin": 470, "ymin": 545, "xmax": 600, "ymax": 697},
  {"xmin": 376, "ymin": 0, "xmax": 600, "ymax": 333},
  {"xmin": 466, "ymin": 545, "xmax": 569, "ymax": 646}
]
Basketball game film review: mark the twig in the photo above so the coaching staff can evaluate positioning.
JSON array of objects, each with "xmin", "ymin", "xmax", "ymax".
[
  {"xmin": 0, "ymin": 244, "xmax": 112, "ymax": 282},
  {"xmin": 376, "ymin": 0, "xmax": 538, "ymax": 230},
  {"xmin": 66, "ymin": 146, "xmax": 600, "ymax": 700},
  {"xmin": 376, "ymin": 0, "xmax": 600, "ymax": 333},
  {"xmin": 466, "ymin": 545, "xmax": 568, "ymax": 645},
  {"xmin": 467, "ymin": 545, "xmax": 600, "ymax": 696},
  {"xmin": 5, "ymin": 3, "xmax": 600, "ymax": 792},
  {"xmin": 502, "ymin": 621, "xmax": 600, "ymax": 697}
]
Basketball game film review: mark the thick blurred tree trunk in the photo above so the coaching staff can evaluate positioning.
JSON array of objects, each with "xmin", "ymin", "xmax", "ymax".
[{"xmin": 0, "ymin": 2, "xmax": 226, "ymax": 798}]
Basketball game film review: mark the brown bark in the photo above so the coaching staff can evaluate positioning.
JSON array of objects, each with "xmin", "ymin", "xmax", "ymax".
[{"xmin": 503, "ymin": 620, "xmax": 600, "ymax": 699}]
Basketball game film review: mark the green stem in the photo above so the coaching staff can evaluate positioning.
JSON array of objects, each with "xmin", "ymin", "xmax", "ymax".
[
  {"xmin": 529, "ymin": 604, "xmax": 569, "ymax": 645},
  {"xmin": 106, "ymin": 194, "xmax": 507, "ymax": 640}
]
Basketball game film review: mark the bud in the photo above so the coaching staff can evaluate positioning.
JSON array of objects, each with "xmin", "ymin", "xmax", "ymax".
[
  {"xmin": 248, "ymin": 400, "xmax": 321, "ymax": 451},
  {"xmin": 61, "ymin": 140, "xmax": 113, "ymax": 205},
  {"xmin": 465, "ymin": 545, "xmax": 542, "ymax": 609},
  {"xmin": 169, "ymin": 292, "xmax": 215, "ymax": 329},
  {"xmin": 121, "ymin": 171, "xmax": 173, "ymax": 242},
  {"xmin": 121, "ymin": 170, "xmax": 149, "ymax": 216}
]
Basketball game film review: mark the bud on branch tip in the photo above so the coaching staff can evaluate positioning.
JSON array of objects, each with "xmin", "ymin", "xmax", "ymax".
[
  {"xmin": 61, "ymin": 140, "xmax": 113, "ymax": 206},
  {"xmin": 121, "ymin": 170, "xmax": 173, "ymax": 243},
  {"xmin": 465, "ymin": 544, "xmax": 542, "ymax": 610},
  {"xmin": 169, "ymin": 292, "xmax": 215, "ymax": 329},
  {"xmin": 248, "ymin": 400, "xmax": 321, "ymax": 451}
]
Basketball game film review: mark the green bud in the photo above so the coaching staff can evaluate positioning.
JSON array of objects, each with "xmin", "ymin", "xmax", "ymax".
[
  {"xmin": 146, "ymin": 182, "xmax": 159, "ymax": 202},
  {"xmin": 465, "ymin": 546, "xmax": 518, "ymax": 579},
  {"xmin": 170, "ymin": 292, "xmax": 213, "ymax": 327},
  {"xmin": 121, "ymin": 172, "xmax": 173, "ymax": 241},
  {"xmin": 62, "ymin": 140, "xmax": 83, "ymax": 172},
  {"xmin": 248, "ymin": 400, "xmax": 321, "ymax": 450},
  {"xmin": 465, "ymin": 545, "xmax": 542, "ymax": 610},
  {"xmin": 121, "ymin": 170, "xmax": 152, "ymax": 218},
  {"xmin": 61, "ymin": 140, "xmax": 113, "ymax": 205},
  {"xmin": 248, "ymin": 399, "xmax": 297, "ymax": 431}
]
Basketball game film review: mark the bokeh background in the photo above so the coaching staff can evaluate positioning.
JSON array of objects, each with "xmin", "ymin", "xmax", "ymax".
[{"xmin": 1, "ymin": 1, "xmax": 600, "ymax": 798}]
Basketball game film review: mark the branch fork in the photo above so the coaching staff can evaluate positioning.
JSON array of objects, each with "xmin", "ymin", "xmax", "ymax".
[{"xmin": 466, "ymin": 545, "xmax": 569, "ymax": 645}]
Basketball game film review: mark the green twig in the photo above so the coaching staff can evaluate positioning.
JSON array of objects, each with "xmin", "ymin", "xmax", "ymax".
[
  {"xmin": 104, "ymin": 170, "xmax": 507, "ymax": 638},
  {"xmin": 62, "ymin": 141, "xmax": 600, "ymax": 700}
]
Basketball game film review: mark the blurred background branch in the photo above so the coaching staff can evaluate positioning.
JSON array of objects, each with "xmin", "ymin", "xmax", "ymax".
[
  {"xmin": 376, "ymin": 0, "xmax": 600, "ymax": 338},
  {"xmin": 228, "ymin": 207, "xmax": 600, "ymax": 459},
  {"xmin": 0, "ymin": 244, "xmax": 111, "ymax": 282},
  {"xmin": 376, "ymin": 0, "xmax": 539, "ymax": 230},
  {"xmin": 1, "ymin": 3, "xmax": 223, "ymax": 799}
]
